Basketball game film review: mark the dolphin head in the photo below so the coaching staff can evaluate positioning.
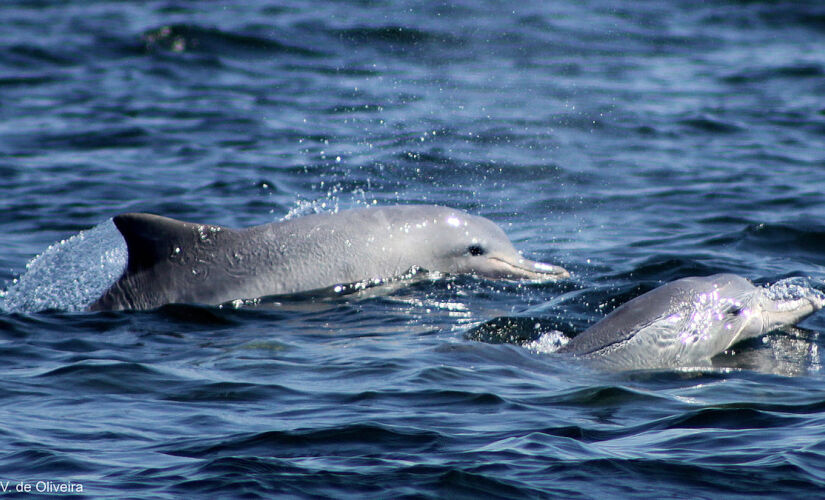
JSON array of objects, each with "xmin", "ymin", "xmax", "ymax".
[
  {"xmin": 728, "ymin": 277, "xmax": 825, "ymax": 346},
  {"xmin": 652, "ymin": 274, "xmax": 825, "ymax": 363},
  {"xmin": 381, "ymin": 206, "xmax": 569, "ymax": 283},
  {"xmin": 687, "ymin": 275, "xmax": 767, "ymax": 350}
]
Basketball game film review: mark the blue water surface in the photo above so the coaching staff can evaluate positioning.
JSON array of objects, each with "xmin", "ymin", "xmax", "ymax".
[{"xmin": 3, "ymin": 0, "xmax": 825, "ymax": 497}]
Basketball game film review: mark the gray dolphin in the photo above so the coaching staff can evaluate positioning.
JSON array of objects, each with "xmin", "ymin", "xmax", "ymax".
[
  {"xmin": 89, "ymin": 205, "xmax": 569, "ymax": 311},
  {"xmin": 556, "ymin": 274, "xmax": 824, "ymax": 370}
]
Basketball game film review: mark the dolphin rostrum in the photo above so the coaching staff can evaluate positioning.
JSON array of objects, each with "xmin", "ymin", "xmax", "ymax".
[
  {"xmin": 89, "ymin": 205, "xmax": 570, "ymax": 311},
  {"xmin": 556, "ymin": 274, "xmax": 825, "ymax": 370}
]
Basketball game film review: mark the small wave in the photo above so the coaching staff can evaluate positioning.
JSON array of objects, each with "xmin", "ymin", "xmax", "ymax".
[
  {"xmin": 153, "ymin": 303, "xmax": 246, "ymax": 326},
  {"xmin": 1, "ymin": 449, "xmax": 94, "ymax": 477},
  {"xmin": 738, "ymin": 222, "xmax": 825, "ymax": 264},
  {"xmin": 756, "ymin": 7, "xmax": 825, "ymax": 33},
  {"xmin": 164, "ymin": 423, "xmax": 443, "ymax": 459},
  {"xmin": 0, "ymin": 74, "xmax": 61, "ymax": 88},
  {"xmin": 33, "ymin": 126, "xmax": 152, "ymax": 150},
  {"xmin": 165, "ymin": 381, "xmax": 301, "ymax": 403},
  {"xmin": 723, "ymin": 63, "xmax": 825, "ymax": 84},
  {"xmin": 678, "ymin": 115, "xmax": 744, "ymax": 134},
  {"xmin": 1, "ymin": 44, "xmax": 78, "ymax": 67},
  {"xmin": 665, "ymin": 406, "xmax": 804, "ymax": 430},
  {"xmin": 541, "ymin": 385, "xmax": 668, "ymax": 407},
  {"xmin": 334, "ymin": 25, "xmax": 448, "ymax": 46},
  {"xmin": 166, "ymin": 457, "xmax": 545, "ymax": 498},
  {"xmin": 37, "ymin": 359, "xmax": 154, "ymax": 377},
  {"xmin": 141, "ymin": 24, "xmax": 322, "ymax": 58}
]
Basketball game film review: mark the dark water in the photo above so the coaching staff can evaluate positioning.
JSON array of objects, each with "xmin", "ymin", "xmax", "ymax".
[{"xmin": 3, "ymin": 0, "xmax": 825, "ymax": 497}]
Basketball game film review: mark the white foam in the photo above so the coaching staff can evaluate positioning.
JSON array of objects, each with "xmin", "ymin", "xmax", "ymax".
[
  {"xmin": 523, "ymin": 330, "xmax": 570, "ymax": 354},
  {"xmin": 764, "ymin": 277, "xmax": 825, "ymax": 310}
]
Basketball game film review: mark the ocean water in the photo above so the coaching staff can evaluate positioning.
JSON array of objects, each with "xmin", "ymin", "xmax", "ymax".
[{"xmin": 3, "ymin": 0, "xmax": 825, "ymax": 497}]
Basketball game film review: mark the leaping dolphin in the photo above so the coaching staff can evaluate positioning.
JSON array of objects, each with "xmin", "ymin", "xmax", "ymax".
[
  {"xmin": 556, "ymin": 274, "xmax": 825, "ymax": 370},
  {"xmin": 90, "ymin": 205, "xmax": 570, "ymax": 311}
]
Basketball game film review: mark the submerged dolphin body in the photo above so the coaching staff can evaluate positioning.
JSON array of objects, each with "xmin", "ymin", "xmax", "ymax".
[
  {"xmin": 90, "ymin": 205, "xmax": 569, "ymax": 311},
  {"xmin": 556, "ymin": 274, "xmax": 825, "ymax": 370}
]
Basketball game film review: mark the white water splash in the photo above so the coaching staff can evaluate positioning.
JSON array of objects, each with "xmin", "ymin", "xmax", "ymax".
[
  {"xmin": 764, "ymin": 277, "xmax": 825, "ymax": 310},
  {"xmin": 1, "ymin": 220, "xmax": 127, "ymax": 313},
  {"xmin": 282, "ymin": 188, "xmax": 377, "ymax": 220},
  {"xmin": 523, "ymin": 329, "xmax": 570, "ymax": 354}
]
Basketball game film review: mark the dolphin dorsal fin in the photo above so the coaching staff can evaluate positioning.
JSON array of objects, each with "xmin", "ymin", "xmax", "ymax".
[{"xmin": 112, "ymin": 213, "xmax": 213, "ymax": 274}]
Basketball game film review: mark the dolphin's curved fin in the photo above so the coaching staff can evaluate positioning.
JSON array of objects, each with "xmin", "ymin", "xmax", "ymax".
[
  {"xmin": 89, "ymin": 213, "xmax": 238, "ymax": 311},
  {"xmin": 113, "ymin": 213, "xmax": 206, "ymax": 274}
]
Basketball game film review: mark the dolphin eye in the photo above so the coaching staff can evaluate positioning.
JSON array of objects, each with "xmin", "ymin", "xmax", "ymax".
[
  {"xmin": 726, "ymin": 305, "xmax": 743, "ymax": 316},
  {"xmin": 467, "ymin": 244, "xmax": 485, "ymax": 256}
]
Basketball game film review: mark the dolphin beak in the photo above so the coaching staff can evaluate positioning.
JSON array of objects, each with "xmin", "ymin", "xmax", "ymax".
[
  {"xmin": 484, "ymin": 255, "xmax": 571, "ymax": 282},
  {"xmin": 757, "ymin": 283, "xmax": 825, "ymax": 332}
]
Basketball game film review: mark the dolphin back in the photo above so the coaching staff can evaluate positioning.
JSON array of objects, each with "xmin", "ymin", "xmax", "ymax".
[{"xmin": 557, "ymin": 278, "xmax": 705, "ymax": 356}]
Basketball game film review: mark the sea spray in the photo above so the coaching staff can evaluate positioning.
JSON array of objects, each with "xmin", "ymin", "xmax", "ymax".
[{"xmin": 1, "ymin": 219, "xmax": 126, "ymax": 313}]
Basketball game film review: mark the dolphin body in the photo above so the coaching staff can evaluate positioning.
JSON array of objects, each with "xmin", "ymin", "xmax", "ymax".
[
  {"xmin": 89, "ymin": 205, "xmax": 569, "ymax": 311},
  {"xmin": 556, "ymin": 274, "xmax": 825, "ymax": 370}
]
